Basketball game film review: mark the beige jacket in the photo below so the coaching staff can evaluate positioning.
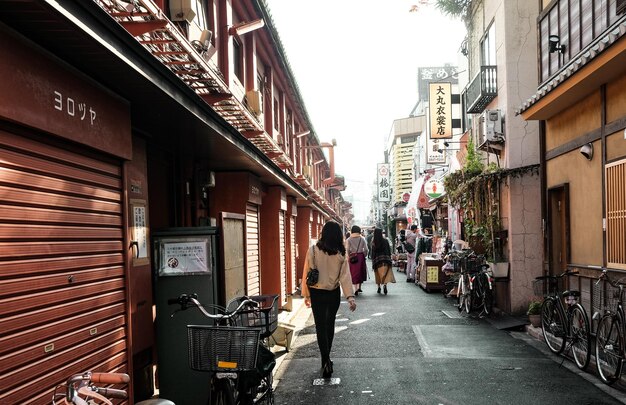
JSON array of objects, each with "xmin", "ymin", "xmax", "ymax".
[{"xmin": 301, "ymin": 245, "xmax": 354, "ymax": 299}]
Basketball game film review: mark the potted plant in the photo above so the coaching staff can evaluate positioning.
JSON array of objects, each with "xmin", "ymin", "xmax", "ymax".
[{"xmin": 527, "ymin": 300, "xmax": 542, "ymax": 327}]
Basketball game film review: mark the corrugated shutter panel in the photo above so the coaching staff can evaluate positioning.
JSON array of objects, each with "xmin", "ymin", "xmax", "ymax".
[
  {"xmin": 0, "ymin": 130, "xmax": 126, "ymax": 404},
  {"xmin": 606, "ymin": 159, "xmax": 626, "ymax": 269},
  {"xmin": 246, "ymin": 204, "xmax": 260, "ymax": 295},
  {"xmin": 290, "ymin": 216, "xmax": 296, "ymax": 293},
  {"xmin": 279, "ymin": 211, "xmax": 286, "ymax": 305}
]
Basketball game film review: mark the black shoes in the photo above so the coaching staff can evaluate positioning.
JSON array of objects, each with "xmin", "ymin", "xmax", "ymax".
[
  {"xmin": 377, "ymin": 287, "xmax": 381, "ymax": 294},
  {"xmin": 384, "ymin": 285, "xmax": 388, "ymax": 295},
  {"xmin": 322, "ymin": 360, "xmax": 333, "ymax": 378},
  {"xmin": 356, "ymin": 288, "xmax": 363, "ymax": 293}
]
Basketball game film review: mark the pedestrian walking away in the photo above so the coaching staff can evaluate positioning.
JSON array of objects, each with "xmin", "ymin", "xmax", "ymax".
[
  {"xmin": 370, "ymin": 227, "xmax": 396, "ymax": 295},
  {"xmin": 346, "ymin": 225, "xmax": 369, "ymax": 295},
  {"xmin": 301, "ymin": 221, "xmax": 357, "ymax": 379},
  {"xmin": 405, "ymin": 224, "xmax": 418, "ymax": 282}
]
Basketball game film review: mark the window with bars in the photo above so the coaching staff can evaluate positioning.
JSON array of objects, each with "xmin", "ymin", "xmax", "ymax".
[{"xmin": 606, "ymin": 158, "xmax": 626, "ymax": 269}]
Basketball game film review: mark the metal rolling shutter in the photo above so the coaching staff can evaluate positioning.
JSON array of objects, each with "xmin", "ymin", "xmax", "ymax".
[
  {"xmin": 279, "ymin": 211, "xmax": 286, "ymax": 305},
  {"xmin": 246, "ymin": 204, "xmax": 260, "ymax": 295},
  {"xmin": 0, "ymin": 130, "xmax": 126, "ymax": 404},
  {"xmin": 290, "ymin": 216, "xmax": 296, "ymax": 293}
]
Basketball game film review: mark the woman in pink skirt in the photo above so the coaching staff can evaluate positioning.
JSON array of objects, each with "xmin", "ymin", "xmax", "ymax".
[{"xmin": 345, "ymin": 225, "xmax": 369, "ymax": 295}]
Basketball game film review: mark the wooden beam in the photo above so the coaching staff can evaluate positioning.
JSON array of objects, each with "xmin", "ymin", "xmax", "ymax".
[
  {"xmin": 201, "ymin": 94, "xmax": 233, "ymax": 105},
  {"xmin": 120, "ymin": 20, "xmax": 167, "ymax": 37},
  {"xmin": 241, "ymin": 130, "xmax": 265, "ymax": 139}
]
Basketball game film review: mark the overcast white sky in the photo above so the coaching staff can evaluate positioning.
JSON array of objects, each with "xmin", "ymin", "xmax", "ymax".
[{"xmin": 264, "ymin": 1, "xmax": 466, "ymax": 222}]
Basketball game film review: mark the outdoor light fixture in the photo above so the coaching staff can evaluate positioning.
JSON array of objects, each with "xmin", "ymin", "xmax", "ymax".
[
  {"xmin": 580, "ymin": 143, "xmax": 593, "ymax": 160},
  {"xmin": 443, "ymin": 140, "xmax": 464, "ymax": 147},
  {"xmin": 229, "ymin": 19, "xmax": 265, "ymax": 36},
  {"xmin": 548, "ymin": 35, "xmax": 566, "ymax": 54},
  {"xmin": 192, "ymin": 29, "xmax": 213, "ymax": 52},
  {"xmin": 437, "ymin": 148, "xmax": 461, "ymax": 153},
  {"xmin": 294, "ymin": 130, "xmax": 310, "ymax": 139}
]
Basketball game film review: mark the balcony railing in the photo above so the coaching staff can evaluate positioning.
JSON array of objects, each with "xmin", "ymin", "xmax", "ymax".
[{"xmin": 465, "ymin": 66, "xmax": 497, "ymax": 114}]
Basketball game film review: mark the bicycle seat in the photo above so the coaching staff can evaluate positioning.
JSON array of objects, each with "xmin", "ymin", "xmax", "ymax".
[
  {"xmin": 136, "ymin": 399, "xmax": 175, "ymax": 405},
  {"xmin": 562, "ymin": 290, "xmax": 580, "ymax": 298}
]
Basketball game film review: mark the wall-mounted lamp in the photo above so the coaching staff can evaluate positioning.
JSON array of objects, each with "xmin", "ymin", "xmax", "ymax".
[
  {"xmin": 580, "ymin": 143, "xmax": 593, "ymax": 160},
  {"xmin": 438, "ymin": 148, "xmax": 461, "ymax": 153},
  {"xmin": 548, "ymin": 35, "xmax": 566, "ymax": 54},
  {"xmin": 192, "ymin": 29, "xmax": 213, "ymax": 52},
  {"xmin": 229, "ymin": 19, "xmax": 265, "ymax": 36},
  {"xmin": 443, "ymin": 140, "xmax": 464, "ymax": 147},
  {"xmin": 294, "ymin": 130, "xmax": 310, "ymax": 139}
]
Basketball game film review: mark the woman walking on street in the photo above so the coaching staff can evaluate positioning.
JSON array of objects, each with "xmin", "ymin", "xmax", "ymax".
[
  {"xmin": 302, "ymin": 221, "xmax": 357, "ymax": 378},
  {"xmin": 371, "ymin": 228, "xmax": 396, "ymax": 295},
  {"xmin": 346, "ymin": 225, "xmax": 369, "ymax": 295}
]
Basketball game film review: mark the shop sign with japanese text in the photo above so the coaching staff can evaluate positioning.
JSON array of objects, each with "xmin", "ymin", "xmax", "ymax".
[
  {"xmin": 377, "ymin": 163, "xmax": 390, "ymax": 202},
  {"xmin": 429, "ymin": 82, "xmax": 452, "ymax": 139}
]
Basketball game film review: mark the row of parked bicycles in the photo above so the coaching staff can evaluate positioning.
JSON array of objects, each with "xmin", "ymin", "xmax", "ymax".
[
  {"xmin": 534, "ymin": 268, "xmax": 626, "ymax": 385},
  {"xmin": 442, "ymin": 249, "xmax": 495, "ymax": 317},
  {"xmin": 52, "ymin": 294, "xmax": 279, "ymax": 404}
]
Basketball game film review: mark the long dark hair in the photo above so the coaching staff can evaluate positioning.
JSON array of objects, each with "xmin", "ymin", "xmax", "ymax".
[
  {"xmin": 372, "ymin": 228, "xmax": 384, "ymax": 251},
  {"xmin": 316, "ymin": 221, "xmax": 346, "ymax": 256}
]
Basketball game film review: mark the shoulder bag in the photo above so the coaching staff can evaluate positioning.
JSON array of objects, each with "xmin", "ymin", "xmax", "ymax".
[
  {"xmin": 306, "ymin": 246, "xmax": 319, "ymax": 286},
  {"xmin": 349, "ymin": 238, "xmax": 362, "ymax": 264}
]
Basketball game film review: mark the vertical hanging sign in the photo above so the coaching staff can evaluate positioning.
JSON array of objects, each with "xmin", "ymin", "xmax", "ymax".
[
  {"xmin": 429, "ymin": 82, "xmax": 452, "ymax": 139},
  {"xmin": 377, "ymin": 163, "xmax": 390, "ymax": 202}
]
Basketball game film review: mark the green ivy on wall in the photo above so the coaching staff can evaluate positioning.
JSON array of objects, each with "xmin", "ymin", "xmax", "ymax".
[{"xmin": 443, "ymin": 139, "xmax": 539, "ymax": 261}]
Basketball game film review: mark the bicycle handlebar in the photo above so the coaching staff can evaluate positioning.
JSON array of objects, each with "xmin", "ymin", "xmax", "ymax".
[
  {"xmin": 90, "ymin": 372, "xmax": 129, "ymax": 385},
  {"xmin": 168, "ymin": 293, "xmax": 259, "ymax": 321}
]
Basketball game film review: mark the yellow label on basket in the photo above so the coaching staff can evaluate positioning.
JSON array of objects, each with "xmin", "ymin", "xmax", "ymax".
[
  {"xmin": 427, "ymin": 266, "xmax": 439, "ymax": 283},
  {"xmin": 217, "ymin": 360, "xmax": 238, "ymax": 369}
]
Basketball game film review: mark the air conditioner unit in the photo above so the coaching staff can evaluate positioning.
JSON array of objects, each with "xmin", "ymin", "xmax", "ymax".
[
  {"xmin": 169, "ymin": 0, "xmax": 196, "ymax": 22},
  {"xmin": 246, "ymin": 90, "xmax": 263, "ymax": 115},
  {"xmin": 481, "ymin": 109, "xmax": 504, "ymax": 142}
]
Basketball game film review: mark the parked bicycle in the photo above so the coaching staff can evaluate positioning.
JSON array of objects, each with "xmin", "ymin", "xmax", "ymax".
[
  {"xmin": 53, "ymin": 293, "xmax": 278, "ymax": 405},
  {"xmin": 173, "ymin": 293, "xmax": 279, "ymax": 405},
  {"xmin": 594, "ymin": 269, "xmax": 626, "ymax": 384},
  {"xmin": 52, "ymin": 371, "xmax": 174, "ymax": 405},
  {"xmin": 453, "ymin": 250, "xmax": 488, "ymax": 315},
  {"xmin": 468, "ymin": 264, "xmax": 494, "ymax": 316},
  {"xmin": 533, "ymin": 270, "xmax": 591, "ymax": 370}
]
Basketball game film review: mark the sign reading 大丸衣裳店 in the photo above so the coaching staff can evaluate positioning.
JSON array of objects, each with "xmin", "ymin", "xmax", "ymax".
[
  {"xmin": 377, "ymin": 163, "xmax": 390, "ymax": 202},
  {"xmin": 429, "ymin": 82, "xmax": 452, "ymax": 139}
]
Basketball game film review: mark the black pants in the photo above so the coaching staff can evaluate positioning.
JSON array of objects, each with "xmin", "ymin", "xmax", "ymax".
[{"xmin": 309, "ymin": 287, "xmax": 341, "ymax": 366}]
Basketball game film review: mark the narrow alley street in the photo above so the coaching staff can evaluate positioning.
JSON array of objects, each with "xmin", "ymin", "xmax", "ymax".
[{"xmin": 273, "ymin": 264, "xmax": 626, "ymax": 405}]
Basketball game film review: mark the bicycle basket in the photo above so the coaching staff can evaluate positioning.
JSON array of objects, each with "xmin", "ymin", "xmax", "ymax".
[
  {"xmin": 592, "ymin": 280, "xmax": 623, "ymax": 314},
  {"xmin": 187, "ymin": 325, "xmax": 260, "ymax": 372},
  {"xmin": 533, "ymin": 276, "xmax": 562, "ymax": 297},
  {"xmin": 229, "ymin": 295, "xmax": 279, "ymax": 338}
]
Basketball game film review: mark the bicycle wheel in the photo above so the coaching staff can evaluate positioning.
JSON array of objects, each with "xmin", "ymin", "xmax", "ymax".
[
  {"xmin": 464, "ymin": 281, "xmax": 473, "ymax": 314},
  {"xmin": 541, "ymin": 298, "xmax": 566, "ymax": 354},
  {"xmin": 569, "ymin": 304, "xmax": 591, "ymax": 370},
  {"xmin": 596, "ymin": 315, "xmax": 624, "ymax": 385},
  {"xmin": 209, "ymin": 376, "xmax": 236, "ymax": 405},
  {"xmin": 482, "ymin": 281, "xmax": 494, "ymax": 316},
  {"xmin": 457, "ymin": 276, "xmax": 465, "ymax": 312},
  {"xmin": 255, "ymin": 372, "xmax": 274, "ymax": 405}
]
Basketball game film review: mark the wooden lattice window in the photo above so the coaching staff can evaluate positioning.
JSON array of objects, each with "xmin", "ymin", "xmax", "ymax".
[{"xmin": 606, "ymin": 159, "xmax": 626, "ymax": 269}]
